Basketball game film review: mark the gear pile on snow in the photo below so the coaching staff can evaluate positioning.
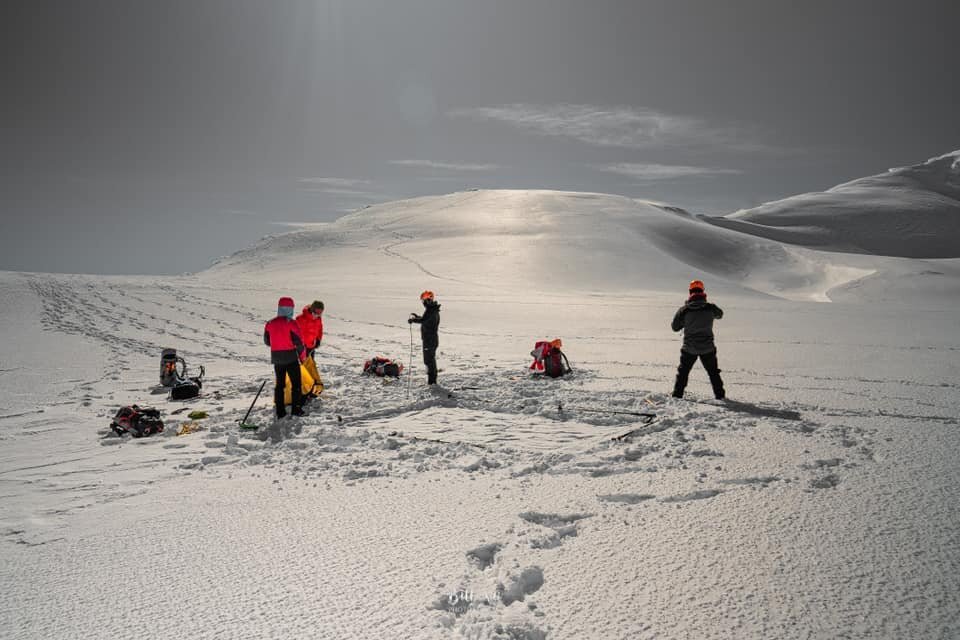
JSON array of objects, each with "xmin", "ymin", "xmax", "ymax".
[
  {"xmin": 530, "ymin": 339, "xmax": 572, "ymax": 378},
  {"xmin": 160, "ymin": 348, "xmax": 205, "ymax": 399},
  {"xmin": 363, "ymin": 356, "xmax": 403, "ymax": 378},
  {"xmin": 110, "ymin": 405, "xmax": 164, "ymax": 438}
]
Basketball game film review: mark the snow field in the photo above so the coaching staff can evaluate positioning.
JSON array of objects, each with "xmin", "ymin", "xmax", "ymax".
[{"xmin": 3, "ymin": 174, "xmax": 960, "ymax": 638}]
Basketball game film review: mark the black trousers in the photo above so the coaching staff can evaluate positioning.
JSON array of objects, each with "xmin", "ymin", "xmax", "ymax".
[
  {"xmin": 274, "ymin": 361, "xmax": 302, "ymax": 417},
  {"xmin": 673, "ymin": 349, "xmax": 725, "ymax": 399},
  {"xmin": 423, "ymin": 347, "xmax": 438, "ymax": 385}
]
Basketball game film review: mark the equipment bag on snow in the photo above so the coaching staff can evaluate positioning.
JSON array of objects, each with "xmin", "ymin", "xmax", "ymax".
[
  {"xmin": 110, "ymin": 405, "xmax": 164, "ymax": 437},
  {"xmin": 530, "ymin": 339, "xmax": 572, "ymax": 378},
  {"xmin": 363, "ymin": 356, "xmax": 403, "ymax": 378},
  {"xmin": 282, "ymin": 358, "xmax": 323, "ymax": 406},
  {"xmin": 161, "ymin": 347, "xmax": 205, "ymax": 398},
  {"xmin": 160, "ymin": 348, "xmax": 186, "ymax": 387},
  {"xmin": 170, "ymin": 365, "xmax": 205, "ymax": 400}
]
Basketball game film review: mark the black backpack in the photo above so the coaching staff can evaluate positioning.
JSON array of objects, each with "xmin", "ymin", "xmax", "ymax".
[
  {"xmin": 544, "ymin": 349, "xmax": 571, "ymax": 378},
  {"xmin": 170, "ymin": 366, "xmax": 205, "ymax": 400},
  {"xmin": 111, "ymin": 405, "xmax": 164, "ymax": 437}
]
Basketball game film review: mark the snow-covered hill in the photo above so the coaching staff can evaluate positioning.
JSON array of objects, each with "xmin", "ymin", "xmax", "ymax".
[
  {"xmin": 2, "ymin": 170, "xmax": 960, "ymax": 639},
  {"xmin": 710, "ymin": 150, "xmax": 960, "ymax": 259},
  {"xmin": 210, "ymin": 189, "xmax": 881, "ymax": 303}
]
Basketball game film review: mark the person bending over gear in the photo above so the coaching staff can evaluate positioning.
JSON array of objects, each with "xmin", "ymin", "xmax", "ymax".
[
  {"xmin": 264, "ymin": 296, "xmax": 306, "ymax": 418},
  {"xmin": 296, "ymin": 300, "xmax": 324, "ymax": 359},
  {"xmin": 671, "ymin": 280, "xmax": 725, "ymax": 400},
  {"xmin": 408, "ymin": 290, "xmax": 441, "ymax": 385}
]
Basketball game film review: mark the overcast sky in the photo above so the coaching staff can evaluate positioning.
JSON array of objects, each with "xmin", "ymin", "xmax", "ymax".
[{"xmin": 2, "ymin": 0, "xmax": 958, "ymax": 274}]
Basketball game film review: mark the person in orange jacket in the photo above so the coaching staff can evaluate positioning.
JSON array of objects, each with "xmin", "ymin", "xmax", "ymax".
[{"xmin": 295, "ymin": 300, "xmax": 324, "ymax": 358}]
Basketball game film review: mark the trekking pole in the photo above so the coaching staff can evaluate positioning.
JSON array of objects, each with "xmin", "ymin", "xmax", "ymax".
[
  {"xmin": 239, "ymin": 380, "xmax": 268, "ymax": 429},
  {"xmin": 407, "ymin": 323, "xmax": 414, "ymax": 399}
]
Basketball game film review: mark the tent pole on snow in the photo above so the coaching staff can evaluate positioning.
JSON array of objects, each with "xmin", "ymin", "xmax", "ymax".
[{"xmin": 557, "ymin": 401, "xmax": 656, "ymax": 421}]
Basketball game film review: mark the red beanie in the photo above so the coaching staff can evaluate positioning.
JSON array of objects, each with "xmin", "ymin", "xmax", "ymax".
[{"xmin": 278, "ymin": 296, "xmax": 294, "ymax": 308}]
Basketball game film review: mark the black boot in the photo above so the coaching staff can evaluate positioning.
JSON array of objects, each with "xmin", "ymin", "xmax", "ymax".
[
  {"xmin": 701, "ymin": 351, "xmax": 725, "ymax": 399},
  {"xmin": 712, "ymin": 382, "xmax": 725, "ymax": 400},
  {"xmin": 674, "ymin": 351, "xmax": 696, "ymax": 398}
]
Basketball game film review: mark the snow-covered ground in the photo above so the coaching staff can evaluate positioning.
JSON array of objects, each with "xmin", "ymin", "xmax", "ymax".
[{"xmin": 2, "ymin": 159, "xmax": 960, "ymax": 639}]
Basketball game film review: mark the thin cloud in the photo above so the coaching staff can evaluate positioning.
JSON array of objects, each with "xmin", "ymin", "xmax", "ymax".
[
  {"xmin": 389, "ymin": 159, "xmax": 502, "ymax": 172},
  {"xmin": 296, "ymin": 177, "xmax": 385, "ymax": 200},
  {"xmin": 298, "ymin": 187, "xmax": 384, "ymax": 199},
  {"xmin": 298, "ymin": 177, "xmax": 370, "ymax": 187},
  {"xmin": 270, "ymin": 221, "xmax": 332, "ymax": 228},
  {"xmin": 221, "ymin": 209, "xmax": 261, "ymax": 217},
  {"xmin": 449, "ymin": 103, "xmax": 776, "ymax": 152},
  {"xmin": 596, "ymin": 163, "xmax": 742, "ymax": 180}
]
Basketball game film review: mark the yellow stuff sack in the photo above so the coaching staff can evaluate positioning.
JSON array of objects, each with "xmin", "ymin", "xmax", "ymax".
[{"xmin": 282, "ymin": 357, "xmax": 324, "ymax": 406}]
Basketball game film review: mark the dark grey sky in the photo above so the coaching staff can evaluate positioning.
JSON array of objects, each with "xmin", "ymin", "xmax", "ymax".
[{"xmin": 3, "ymin": 0, "xmax": 958, "ymax": 274}]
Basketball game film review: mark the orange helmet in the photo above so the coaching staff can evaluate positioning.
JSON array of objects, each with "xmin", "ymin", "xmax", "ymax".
[
  {"xmin": 689, "ymin": 279, "xmax": 705, "ymax": 292},
  {"xmin": 550, "ymin": 338, "xmax": 563, "ymax": 349},
  {"xmin": 420, "ymin": 290, "xmax": 435, "ymax": 301}
]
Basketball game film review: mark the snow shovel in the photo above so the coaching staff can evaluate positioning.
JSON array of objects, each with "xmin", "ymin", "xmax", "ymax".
[{"xmin": 238, "ymin": 380, "xmax": 268, "ymax": 430}]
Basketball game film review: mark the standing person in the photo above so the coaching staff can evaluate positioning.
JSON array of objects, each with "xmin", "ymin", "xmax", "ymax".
[
  {"xmin": 264, "ymin": 296, "xmax": 306, "ymax": 418},
  {"xmin": 295, "ymin": 300, "xmax": 324, "ymax": 359},
  {"xmin": 408, "ymin": 290, "xmax": 441, "ymax": 385},
  {"xmin": 671, "ymin": 280, "xmax": 725, "ymax": 400},
  {"xmin": 295, "ymin": 300, "xmax": 325, "ymax": 396}
]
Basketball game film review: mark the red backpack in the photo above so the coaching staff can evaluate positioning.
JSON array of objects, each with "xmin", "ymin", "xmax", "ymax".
[
  {"xmin": 110, "ymin": 405, "xmax": 164, "ymax": 438},
  {"xmin": 363, "ymin": 356, "xmax": 403, "ymax": 378},
  {"xmin": 530, "ymin": 339, "xmax": 571, "ymax": 378}
]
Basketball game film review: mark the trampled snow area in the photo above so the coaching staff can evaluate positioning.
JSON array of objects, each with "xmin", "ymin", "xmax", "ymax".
[{"xmin": 2, "ymin": 181, "xmax": 960, "ymax": 638}]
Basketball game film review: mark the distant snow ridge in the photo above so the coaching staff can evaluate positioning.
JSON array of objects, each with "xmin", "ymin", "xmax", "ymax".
[
  {"xmin": 206, "ymin": 189, "xmax": 875, "ymax": 301},
  {"xmin": 712, "ymin": 149, "xmax": 960, "ymax": 258}
]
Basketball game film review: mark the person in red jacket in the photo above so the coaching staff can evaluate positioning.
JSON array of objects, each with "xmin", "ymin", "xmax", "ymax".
[
  {"xmin": 264, "ymin": 296, "xmax": 306, "ymax": 418},
  {"xmin": 295, "ymin": 300, "xmax": 324, "ymax": 357}
]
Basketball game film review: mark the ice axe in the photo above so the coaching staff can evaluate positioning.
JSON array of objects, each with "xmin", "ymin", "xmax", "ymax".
[{"xmin": 238, "ymin": 380, "xmax": 268, "ymax": 430}]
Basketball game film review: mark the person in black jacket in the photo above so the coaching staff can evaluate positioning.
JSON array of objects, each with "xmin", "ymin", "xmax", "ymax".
[
  {"xmin": 408, "ymin": 290, "xmax": 441, "ymax": 385},
  {"xmin": 671, "ymin": 280, "xmax": 725, "ymax": 400}
]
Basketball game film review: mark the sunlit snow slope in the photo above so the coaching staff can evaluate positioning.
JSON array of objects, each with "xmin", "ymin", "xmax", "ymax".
[
  {"xmin": 209, "ymin": 189, "xmax": 879, "ymax": 303},
  {"xmin": 711, "ymin": 150, "xmax": 960, "ymax": 259}
]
